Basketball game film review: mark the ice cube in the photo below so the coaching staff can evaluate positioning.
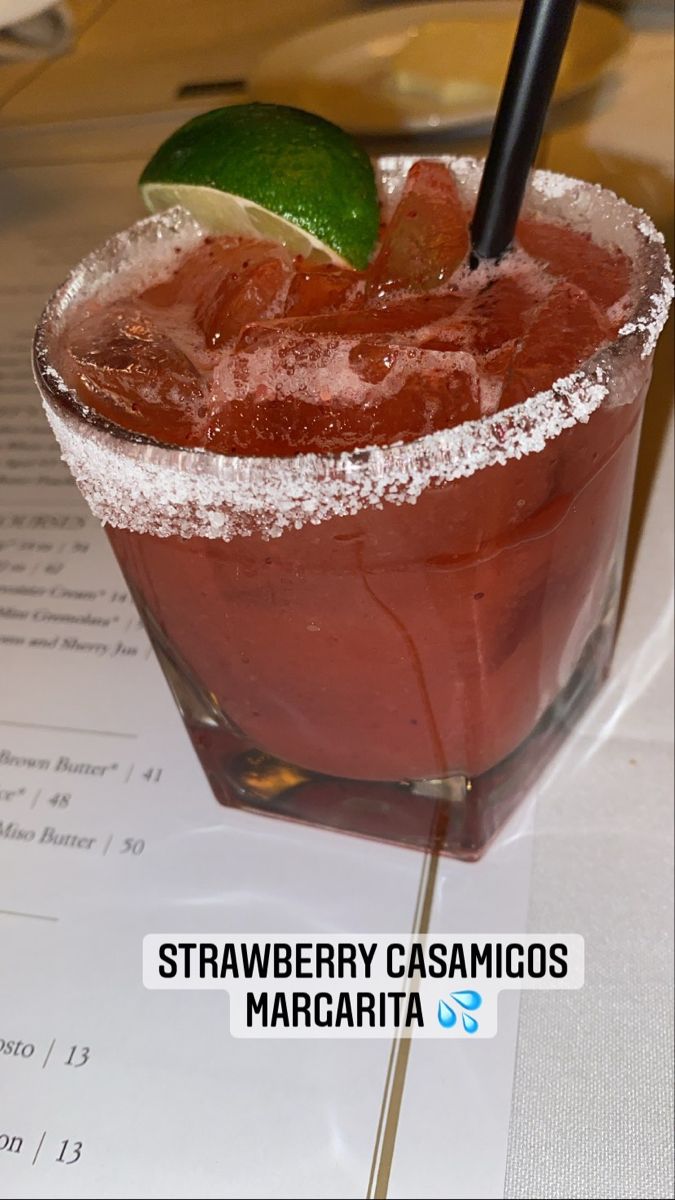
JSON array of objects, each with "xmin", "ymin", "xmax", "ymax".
[
  {"xmin": 517, "ymin": 217, "xmax": 631, "ymax": 314},
  {"xmin": 140, "ymin": 236, "xmax": 260, "ymax": 308},
  {"xmin": 366, "ymin": 160, "xmax": 469, "ymax": 297},
  {"xmin": 196, "ymin": 256, "xmax": 291, "ymax": 346},
  {"xmin": 210, "ymin": 332, "xmax": 480, "ymax": 455},
  {"xmin": 459, "ymin": 273, "xmax": 543, "ymax": 354},
  {"xmin": 141, "ymin": 236, "xmax": 293, "ymax": 348},
  {"xmin": 237, "ymin": 292, "xmax": 463, "ymax": 352},
  {"xmin": 499, "ymin": 281, "xmax": 613, "ymax": 409},
  {"xmin": 64, "ymin": 305, "xmax": 206, "ymax": 445},
  {"xmin": 284, "ymin": 263, "xmax": 364, "ymax": 316}
]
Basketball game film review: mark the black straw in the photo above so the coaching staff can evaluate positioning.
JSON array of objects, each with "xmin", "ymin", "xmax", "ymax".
[{"xmin": 470, "ymin": 0, "xmax": 578, "ymax": 266}]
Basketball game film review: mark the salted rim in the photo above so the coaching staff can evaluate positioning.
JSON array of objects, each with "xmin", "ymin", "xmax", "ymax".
[{"xmin": 34, "ymin": 155, "xmax": 673, "ymax": 542}]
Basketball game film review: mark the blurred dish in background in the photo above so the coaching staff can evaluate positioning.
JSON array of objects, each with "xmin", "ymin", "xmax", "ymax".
[
  {"xmin": 593, "ymin": 0, "xmax": 674, "ymax": 30},
  {"xmin": 2, "ymin": 0, "xmax": 57, "ymax": 22},
  {"xmin": 0, "ymin": 1, "xmax": 71, "ymax": 62},
  {"xmin": 250, "ymin": 1, "xmax": 629, "ymax": 136}
]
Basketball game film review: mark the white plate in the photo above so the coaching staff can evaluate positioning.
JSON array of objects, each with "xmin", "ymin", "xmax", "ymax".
[
  {"xmin": 0, "ymin": 0, "xmax": 71, "ymax": 61},
  {"xmin": 250, "ymin": 1, "xmax": 629, "ymax": 136},
  {"xmin": 0, "ymin": 0, "xmax": 55, "ymax": 27}
]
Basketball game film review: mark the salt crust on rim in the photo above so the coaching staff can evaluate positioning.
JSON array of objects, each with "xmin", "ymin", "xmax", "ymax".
[{"xmin": 35, "ymin": 156, "xmax": 673, "ymax": 543}]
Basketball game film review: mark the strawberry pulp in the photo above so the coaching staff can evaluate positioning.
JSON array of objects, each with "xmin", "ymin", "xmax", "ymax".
[{"xmin": 59, "ymin": 160, "xmax": 641, "ymax": 788}]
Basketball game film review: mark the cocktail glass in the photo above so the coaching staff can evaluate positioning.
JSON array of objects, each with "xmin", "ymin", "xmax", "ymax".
[{"xmin": 34, "ymin": 157, "xmax": 673, "ymax": 858}]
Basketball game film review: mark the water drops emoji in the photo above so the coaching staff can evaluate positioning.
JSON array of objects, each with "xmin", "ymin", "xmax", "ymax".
[{"xmin": 436, "ymin": 990, "xmax": 482, "ymax": 1033}]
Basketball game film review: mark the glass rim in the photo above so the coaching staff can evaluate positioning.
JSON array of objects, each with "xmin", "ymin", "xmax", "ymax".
[{"xmin": 33, "ymin": 155, "xmax": 673, "ymax": 542}]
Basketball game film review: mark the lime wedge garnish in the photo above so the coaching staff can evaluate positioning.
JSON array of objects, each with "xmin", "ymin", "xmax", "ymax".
[
  {"xmin": 139, "ymin": 103, "xmax": 380, "ymax": 270},
  {"xmin": 142, "ymin": 183, "xmax": 345, "ymax": 265}
]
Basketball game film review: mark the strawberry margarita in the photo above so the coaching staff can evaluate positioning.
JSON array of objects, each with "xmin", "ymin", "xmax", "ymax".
[{"xmin": 35, "ymin": 156, "xmax": 672, "ymax": 856}]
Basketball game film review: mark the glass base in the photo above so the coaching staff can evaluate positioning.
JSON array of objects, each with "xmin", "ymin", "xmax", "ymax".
[{"xmin": 150, "ymin": 603, "xmax": 616, "ymax": 861}]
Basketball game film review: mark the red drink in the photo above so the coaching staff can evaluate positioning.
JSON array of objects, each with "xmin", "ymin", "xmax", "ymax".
[{"xmin": 35, "ymin": 157, "xmax": 672, "ymax": 856}]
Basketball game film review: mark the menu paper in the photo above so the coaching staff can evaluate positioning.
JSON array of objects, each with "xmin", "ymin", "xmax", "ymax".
[{"xmin": 0, "ymin": 157, "xmax": 539, "ymax": 1200}]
